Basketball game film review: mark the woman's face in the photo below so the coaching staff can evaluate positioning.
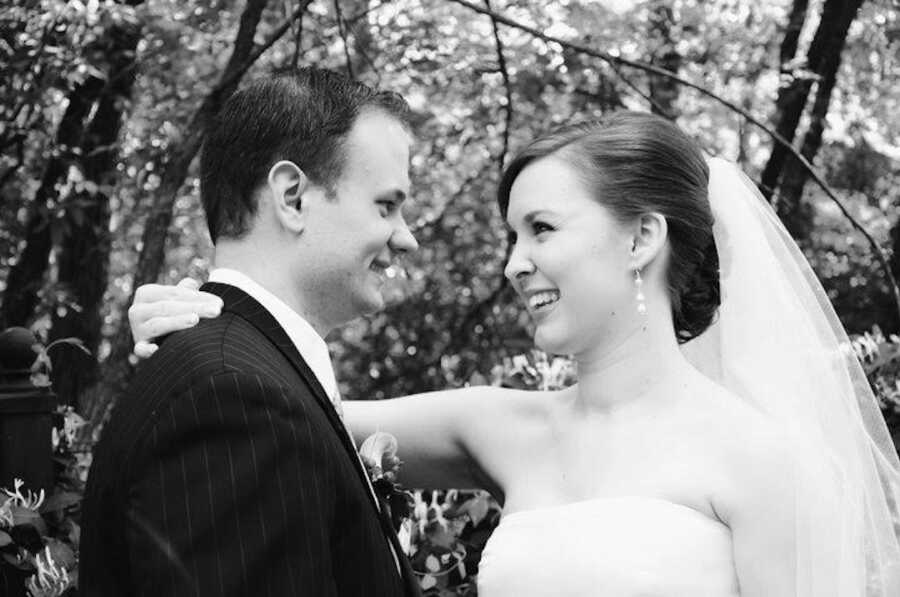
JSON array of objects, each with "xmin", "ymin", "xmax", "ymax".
[{"xmin": 504, "ymin": 155, "xmax": 636, "ymax": 356}]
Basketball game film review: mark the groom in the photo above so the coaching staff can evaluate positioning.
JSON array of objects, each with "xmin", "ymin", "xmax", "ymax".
[{"xmin": 80, "ymin": 68, "xmax": 421, "ymax": 596}]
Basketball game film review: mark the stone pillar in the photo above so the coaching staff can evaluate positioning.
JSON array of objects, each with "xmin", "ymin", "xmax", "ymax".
[{"xmin": 0, "ymin": 327, "xmax": 59, "ymax": 492}]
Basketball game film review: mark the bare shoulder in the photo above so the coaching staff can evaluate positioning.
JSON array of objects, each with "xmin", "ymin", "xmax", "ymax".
[{"xmin": 690, "ymin": 382, "xmax": 801, "ymax": 520}]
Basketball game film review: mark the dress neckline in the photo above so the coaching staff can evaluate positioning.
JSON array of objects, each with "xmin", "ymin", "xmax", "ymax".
[{"xmin": 501, "ymin": 495, "xmax": 720, "ymax": 526}]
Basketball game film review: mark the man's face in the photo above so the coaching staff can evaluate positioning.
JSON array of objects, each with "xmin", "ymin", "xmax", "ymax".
[{"xmin": 298, "ymin": 109, "xmax": 418, "ymax": 329}]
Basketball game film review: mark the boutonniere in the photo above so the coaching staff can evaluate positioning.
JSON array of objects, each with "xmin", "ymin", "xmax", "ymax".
[{"xmin": 359, "ymin": 432, "xmax": 413, "ymax": 531}]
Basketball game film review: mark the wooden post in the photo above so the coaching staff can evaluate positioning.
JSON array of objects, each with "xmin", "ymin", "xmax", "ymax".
[{"xmin": 0, "ymin": 327, "xmax": 58, "ymax": 493}]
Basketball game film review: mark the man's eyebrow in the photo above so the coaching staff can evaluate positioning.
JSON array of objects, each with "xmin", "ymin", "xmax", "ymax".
[{"xmin": 376, "ymin": 189, "xmax": 408, "ymax": 203}]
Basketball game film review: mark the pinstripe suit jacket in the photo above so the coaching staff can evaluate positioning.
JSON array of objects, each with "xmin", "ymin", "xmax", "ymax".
[{"xmin": 81, "ymin": 283, "xmax": 420, "ymax": 597}]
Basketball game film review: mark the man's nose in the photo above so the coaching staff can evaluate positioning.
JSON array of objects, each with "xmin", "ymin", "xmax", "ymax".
[{"xmin": 389, "ymin": 220, "xmax": 419, "ymax": 254}]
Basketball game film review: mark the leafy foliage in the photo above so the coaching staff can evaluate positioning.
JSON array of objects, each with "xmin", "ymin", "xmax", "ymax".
[
  {"xmin": 0, "ymin": 407, "xmax": 86, "ymax": 597},
  {"xmin": 851, "ymin": 327, "xmax": 900, "ymax": 449}
]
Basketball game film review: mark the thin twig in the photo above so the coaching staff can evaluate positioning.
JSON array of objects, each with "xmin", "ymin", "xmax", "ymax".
[
  {"xmin": 604, "ymin": 57, "xmax": 674, "ymax": 118},
  {"xmin": 333, "ymin": 0, "xmax": 355, "ymax": 78},
  {"xmin": 570, "ymin": 82, "xmax": 626, "ymax": 111},
  {"xmin": 340, "ymin": 2, "xmax": 382, "ymax": 80},
  {"xmin": 289, "ymin": 0, "xmax": 306, "ymax": 70},
  {"xmin": 216, "ymin": 0, "xmax": 314, "ymax": 95},
  {"xmin": 345, "ymin": 0, "xmax": 387, "ymax": 25},
  {"xmin": 351, "ymin": 33, "xmax": 380, "ymax": 81},
  {"xmin": 484, "ymin": 0, "xmax": 513, "ymax": 171},
  {"xmin": 446, "ymin": 0, "xmax": 900, "ymax": 324},
  {"xmin": 291, "ymin": 17, "xmax": 304, "ymax": 69}
]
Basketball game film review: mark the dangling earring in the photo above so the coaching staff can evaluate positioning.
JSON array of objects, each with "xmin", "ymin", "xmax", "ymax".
[{"xmin": 634, "ymin": 269, "xmax": 647, "ymax": 315}]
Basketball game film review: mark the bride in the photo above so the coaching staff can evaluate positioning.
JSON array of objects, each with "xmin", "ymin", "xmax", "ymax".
[{"xmin": 129, "ymin": 112, "xmax": 900, "ymax": 595}]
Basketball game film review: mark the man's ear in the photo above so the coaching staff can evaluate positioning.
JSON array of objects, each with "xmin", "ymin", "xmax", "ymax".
[
  {"xmin": 629, "ymin": 212, "xmax": 668, "ymax": 270},
  {"xmin": 267, "ymin": 160, "xmax": 309, "ymax": 233}
]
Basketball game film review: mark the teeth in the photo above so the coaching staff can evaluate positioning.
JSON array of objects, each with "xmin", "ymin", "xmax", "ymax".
[{"xmin": 528, "ymin": 291, "xmax": 560, "ymax": 310}]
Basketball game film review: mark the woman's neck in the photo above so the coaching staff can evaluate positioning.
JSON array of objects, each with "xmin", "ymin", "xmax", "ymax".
[{"xmin": 571, "ymin": 312, "xmax": 692, "ymax": 415}]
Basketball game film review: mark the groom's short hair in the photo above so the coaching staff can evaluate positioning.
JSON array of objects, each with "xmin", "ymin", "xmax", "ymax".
[{"xmin": 200, "ymin": 67, "xmax": 411, "ymax": 244}]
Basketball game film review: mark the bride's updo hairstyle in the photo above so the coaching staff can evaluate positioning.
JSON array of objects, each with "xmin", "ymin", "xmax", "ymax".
[{"xmin": 497, "ymin": 111, "xmax": 720, "ymax": 343}]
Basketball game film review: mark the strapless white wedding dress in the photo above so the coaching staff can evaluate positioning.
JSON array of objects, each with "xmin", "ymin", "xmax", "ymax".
[{"xmin": 477, "ymin": 496, "xmax": 740, "ymax": 596}]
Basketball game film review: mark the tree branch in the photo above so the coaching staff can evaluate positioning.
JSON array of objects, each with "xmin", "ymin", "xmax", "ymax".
[
  {"xmin": 570, "ymin": 80, "xmax": 626, "ymax": 111},
  {"xmin": 345, "ymin": 0, "xmax": 387, "ymax": 25},
  {"xmin": 217, "ymin": 0, "xmax": 314, "ymax": 98},
  {"xmin": 447, "ymin": 0, "xmax": 784, "ymax": 143},
  {"xmin": 333, "ymin": 0, "xmax": 355, "ymax": 77},
  {"xmin": 484, "ymin": 0, "xmax": 513, "ymax": 171},
  {"xmin": 290, "ymin": 1, "xmax": 306, "ymax": 70},
  {"xmin": 779, "ymin": 0, "xmax": 810, "ymax": 69},
  {"xmin": 446, "ymin": 0, "xmax": 900, "ymax": 325},
  {"xmin": 603, "ymin": 57, "xmax": 674, "ymax": 118}
]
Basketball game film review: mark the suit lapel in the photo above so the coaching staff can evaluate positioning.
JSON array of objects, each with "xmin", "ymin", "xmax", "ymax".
[
  {"xmin": 202, "ymin": 282, "xmax": 420, "ymax": 595},
  {"xmin": 200, "ymin": 286, "xmax": 377, "ymax": 508}
]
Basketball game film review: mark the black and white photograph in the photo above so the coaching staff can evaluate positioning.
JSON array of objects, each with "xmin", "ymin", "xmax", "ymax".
[{"xmin": 2, "ymin": 0, "xmax": 900, "ymax": 595}]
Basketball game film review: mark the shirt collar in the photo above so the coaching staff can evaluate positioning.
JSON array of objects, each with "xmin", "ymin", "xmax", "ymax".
[{"xmin": 208, "ymin": 268, "xmax": 338, "ymax": 398}]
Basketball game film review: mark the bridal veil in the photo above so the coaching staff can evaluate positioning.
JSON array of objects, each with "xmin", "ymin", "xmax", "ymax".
[{"xmin": 681, "ymin": 158, "xmax": 900, "ymax": 596}]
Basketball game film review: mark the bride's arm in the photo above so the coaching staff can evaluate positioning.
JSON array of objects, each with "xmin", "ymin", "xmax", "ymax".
[
  {"xmin": 345, "ymin": 386, "xmax": 516, "ymax": 500},
  {"xmin": 127, "ymin": 279, "xmax": 515, "ymax": 500},
  {"xmin": 717, "ymin": 429, "xmax": 805, "ymax": 597}
]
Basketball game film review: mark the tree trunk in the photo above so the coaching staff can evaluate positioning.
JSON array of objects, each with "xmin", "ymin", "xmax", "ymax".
[
  {"xmin": 47, "ymin": 6, "xmax": 144, "ymax": 409},
  {"xmin": 775, "ymin": 0, "xmax": 865, "ymax": 238},
  {"xmin": 779, "ymin": 0, "xmax": 809, "ymax": 68},
  {"xmin": 85, "ymin": 0, "xmax": 272, "ymax": 426},
  {"xmin": 0, "ymin": 75, "xmax": 105, "ymax": 329},
  {"xmin": 646, "ymin": 0, "xmax": 681, "ymax": 118},
  {"xmin": 759, "ymin": 0, "xmax": 855, "ymax": 201}
]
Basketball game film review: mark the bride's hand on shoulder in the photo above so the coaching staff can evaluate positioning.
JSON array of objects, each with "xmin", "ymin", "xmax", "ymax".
[{"xmin": 129, "ymin": 277, "xmax": 222, "ymax": 359}]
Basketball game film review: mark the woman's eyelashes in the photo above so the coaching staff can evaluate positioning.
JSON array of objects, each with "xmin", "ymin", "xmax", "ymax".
[
  {"xmin": 531, "ymin": 220, "xmax": 554, "ymax": 237},
  {"xmin": 506, "ymin": 221, "xmax": 554, "ymax": 245}
]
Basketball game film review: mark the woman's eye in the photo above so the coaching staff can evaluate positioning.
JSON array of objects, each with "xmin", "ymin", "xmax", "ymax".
[
  {"xmin": 532, "ymin": 221, "xmax": 553, "ymax": 235},
  {"xmin": 378, "ymin": 201, "xmax": 397, "ymax": 216}
]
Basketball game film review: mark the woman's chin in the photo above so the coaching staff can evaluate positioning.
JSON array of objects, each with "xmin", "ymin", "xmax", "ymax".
[{"xmin": 533, "ymin": 327, "xmax": 572, "ymax": 356}]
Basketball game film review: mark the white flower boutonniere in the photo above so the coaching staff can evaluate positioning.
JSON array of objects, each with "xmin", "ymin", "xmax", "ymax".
[{"xmin": 359, "ymin": 432, "xmax": 413, "ymax": 531}]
